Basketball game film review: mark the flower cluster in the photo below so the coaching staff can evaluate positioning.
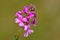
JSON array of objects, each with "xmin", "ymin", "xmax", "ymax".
[{"xmin": 15, "ymin": 4, "xmax": 36, "ymax": 37}]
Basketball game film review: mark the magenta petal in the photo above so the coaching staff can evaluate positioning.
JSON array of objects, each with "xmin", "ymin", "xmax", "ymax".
[
  {"xmin": 18, "ymin": 11, "xmax": 23, "ymax": 15},
  {"xmin": 19, "ymin": 22, "xmax": 24, "ymax": 27},
  {"xmin": 31, "ymin": 12, "xmax": 36, "ymax": 18},
  {"xmin": 16, "ymin": 13, "xmax": 23, "ymax": 18},
  {"xmin": 22, "ymin": 18, "xmax": 27, "ymax": 22},
  {"xmin": 24, "ymin": 31, "xmax": 28, "ymax": 37},
  {"xmin": 15, "ymin": 12, "xmax": 19, "ymax": 16},
  {"xmin": 31, "ymin": 18, "xmax": 36, "ymax": 26},
  {"xmin": 28, "ymin": 29, "xmax": 34, "ymax": 34},
  {"xmin": 28, "ymin": 12, "xmax": 36, "ymax": 18},
  {"xmin": 18, "ymin": 15, "xmax": 23, "ymax": 18},
  {"xmin": 23, "ymin": 6, "xmax": 28, "ymax": 13},
  {"xmin": 27, "ymin": 12, "xmax": 35, "ymax": 18},
  {"xmin": 29, "ymin": 14, "xmax": 34, "ymax": 18}
]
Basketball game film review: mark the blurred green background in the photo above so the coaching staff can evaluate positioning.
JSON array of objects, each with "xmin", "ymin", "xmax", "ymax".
[{"xmin": 0, "ymin": 0, "xmax": 60, "ymax": 40}]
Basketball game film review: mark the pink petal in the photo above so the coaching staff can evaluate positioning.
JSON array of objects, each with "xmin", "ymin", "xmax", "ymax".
[
  {"xmin": 18, "ymin": 11, "xmax": 23, "ymax": 14},
  {"xmin": 28, "ymin": 12, "xmax": 34, "ymax": 18},
  {"xmin": 16, "ymin": 13, "xmax": 23, "ymax": 18},
  {"xmin": 19, "ymin": 22, "xmax": 24, "ymax": 27},
  {"xmin": 29, "ymin": 14, "xmax": 34, "ymax": 18},
  {"xmin": 24, "ymin": 24, "xmax": 30, "ymax": 31},
  {"xmin": 31, "ymin": 18, "xmax": 36, "ymax": 26},
  {"xmin": 22, "ymin": 18, "xmax": 27, "ymax": 22},
  {"xmin": 15, "ymin": 18, "xmax": 20, "ymax": 23},
  {"xmin": 24, "ymin": 25, "xmax": 28, "ymax": 31},
  {"xmin": 23, "ymin": 6, "xmax": 28, "ymax": 13},
  {"xmin": 24, "ymin": 31, "xmax": 28, "ymax": 37},
  {"xmin": 28, "ymin": 29, "xmax": 34, "ymax": 34},
  {"xmin": 18, "ymin": 15, "xmax": 23, "ymax": 18},
  {"xmin": 15, "ymin": 12, "xmax": 19, "ymax": 16},
  {"xmin": 27, "ymin": 24, "xmax": 30, "ymax": 28}
]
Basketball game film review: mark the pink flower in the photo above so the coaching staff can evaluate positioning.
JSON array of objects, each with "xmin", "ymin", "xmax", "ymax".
[
  {"xmin": 24, "ymin": 29, "xmax": 34, "ymax": 37},
  {"xmin": 19, "ymin": 22, "xmax": 24, "ymax": 27},
  {"xmin": 15, "ymin": 4, "xmax": 36, "ymax": 37},
  {"xmin": 24, "ymin": 24, "xmax": 30, "ymax": 31},
  {"xmin": 31, "ymin": 18, "xmax": 36, "ymax": 26},
  {"xmin": 15, "ymin": 18, "xmax": 20, "ymax": 23},
  {"xmin": 23, "ymin": 6, "xmax": 29, "ymax": 13},
  {"xmin": 16, "ymin": 12, "xmax": 23, "ymax": 18}
]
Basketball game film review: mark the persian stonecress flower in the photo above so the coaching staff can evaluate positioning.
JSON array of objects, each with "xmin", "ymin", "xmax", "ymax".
[{"xmin": 15, "ymin": 4, "xmax": 36, "ymax": 37}]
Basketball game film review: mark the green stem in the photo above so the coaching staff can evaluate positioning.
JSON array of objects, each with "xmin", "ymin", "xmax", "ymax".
[{"xmin": 14, "ymin": 29, "xmax": 21, "ymax": 40}]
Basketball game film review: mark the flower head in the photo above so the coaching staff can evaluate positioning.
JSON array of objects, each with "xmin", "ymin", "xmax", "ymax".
[{"xmin": 15, "ymin": 4, "xmax": 36, "ymax": 37}]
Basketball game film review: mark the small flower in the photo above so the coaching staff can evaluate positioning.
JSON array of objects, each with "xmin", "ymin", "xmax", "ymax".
[
  {"xmin": 16, "ymin": 13, "xmax": 23, "ymax": 19},
  {"xmin": 27, "ymin": 12, "xmax": 34, "ymax": 18},
  {"xmin": 31, "ymin": 18, "xmax": 36, "ymax": 26},
  {"xmin": 15, "ymin": 4, "xmax": 36, "ymax": 37},
  {"xmin": 28, "ymin": 29, "xmax": 34, "ymax": 34},
  {"xmin": 19, "ymin": 22, "xmax": 24, "ymax": 27},
  {"xmin": 23, "ymin": 6, "xmax": 29, "ymax": 13},
  {"xmin": 24, "ymin": 31, "xmax": 28, "ymax": 37},
  {"xmin": 24, "ymin": 24, "xmax": 30, "ymax": 31},
  {"xmin": 24, "ymin": 29, "xmax": 34, "ymax": 37},
  {"xmin": 15, "ymin": 18, "xmax": 20, "ymax": 23}
]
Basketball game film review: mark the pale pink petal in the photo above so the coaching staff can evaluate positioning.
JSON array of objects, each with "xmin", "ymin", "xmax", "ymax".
[
  {"xmin": 19, "ymin": 22, "xmax": 24, "ymax": 27},
  {"xmin": 18, "ymin": 15, "xmax": 23, "ymax": 18},
  {"xmin": 16, "ymin": 13, "xmax": 23, "ymax": 18},
  {"xmin": 15, "ymin": 12, "xmax": 19, "ymax": 16},
  {"xmin": 24, "ymin": 31, "xmax": 28, "ymax": 37},
  {"xmin": 27, "ymin": 24, "xmax": 30, "ymax": 28},
  {"xmin": 18, "ymin": 11, "xmax": 22, "ymax": 14},
  {"xmin": 28, "ymin": 29, "xmax": 34, "ymax": 34},
  {"xmin": 15, "ymin": 18, "xmax": 20, "ymax": 23},
  {"xmin": 24, "ymin": 25, "xmax": 28, "ymax": 30},
  {"xmin": 24, "ymin": 24, "xmax": 30, "ymax": 31}
]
